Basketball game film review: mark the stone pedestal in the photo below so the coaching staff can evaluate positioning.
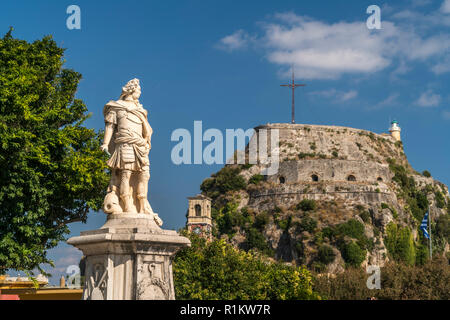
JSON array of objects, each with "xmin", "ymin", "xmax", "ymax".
[{"xmin": 67, "ymin": 213, "xmax": 190, "ymax": 300}]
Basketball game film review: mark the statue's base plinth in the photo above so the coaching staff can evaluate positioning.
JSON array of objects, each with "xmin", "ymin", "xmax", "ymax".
[{"xmin": 67, "ymin": 213, "xmax": 190, "ymax": 300}]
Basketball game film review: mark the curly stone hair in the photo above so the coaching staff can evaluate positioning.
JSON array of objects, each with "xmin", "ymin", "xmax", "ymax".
[{"xmin": 119, "ymin": 78, "xmax": 140, "ymax": 100}]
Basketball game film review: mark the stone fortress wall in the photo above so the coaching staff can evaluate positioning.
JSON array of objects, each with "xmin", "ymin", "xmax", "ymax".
[
  {"xmin": 251, "ymin": 123, "xmax": 405, "ymax": 184},
  {"xmin": 241, "ymin": 123, "xmax": 410, "ymax": 211},
  {"xmin": 269, "ymin": 159, "xmax": 393, "ymax": 184}
]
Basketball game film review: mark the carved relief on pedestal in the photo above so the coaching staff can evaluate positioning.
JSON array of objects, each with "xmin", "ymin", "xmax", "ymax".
[
  {"xmin": 84, "ymin": 262, "xmax": 108, "ymax": 300},
  {"xmin": 136, "ymin": 262, "xmax": 169, "ymax": 300}
]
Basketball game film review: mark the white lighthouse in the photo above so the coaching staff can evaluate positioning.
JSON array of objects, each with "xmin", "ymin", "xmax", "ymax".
[{"xmin": 389, "ymin": 120, "xmax": 401, "ymax": 142}]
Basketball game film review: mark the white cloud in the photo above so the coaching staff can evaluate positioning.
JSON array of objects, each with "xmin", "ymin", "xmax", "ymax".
[
  {"xmin": 443, "ymin": 110, "xmax": 450, "ymax": 119},
  {"xmin": 390, "ymin": 60, "xmax": 411, "ymax": 80},
  {"xmin": 216, "ymin": 30, "xmax": 253, "ymax": 52},
  {"xmin": 415, "ymin": 89, "xmax": 441, "ymax": 107},
  {"xmin": 52, "ymin": 247, "xmax": 82, "ymax": 273},
  {"xmin": 411, "ymin": 0, "xmax": 432, "ymax": 7},
  {"xmin": 432, "ymin": 57, "xmax": 450, "ymax": 74},
  {"xmin": 441, "ymin": 0, "xmax": 450, "ymax": 13},
  {"xmin": 364, "ymin": 93, "xmax": 400, "ymax": 111},
  {"xmin": 392, "ymin": 7, "xmax": 450, "ymax": 28},
  {"xmin": 404, "ymin": 34, "xmax": 450, "ymax": 60},
  {"xmin": 375, "ymin": 93, "xmax": 400, "ymax": 109},
  {"xmin": 341, "ymin": 90, "xmax": 358, "ymax": 101},
  {"xmin": 310, "ymin": 89, "xmax": 358, "ymax": 102},
  {"xmin": 262, "ymin": 15, "xmax": 395, "ymax": 79},
  {"xmin": 218, "ymin": 10, "xmax": 450, "ymax": 79}
]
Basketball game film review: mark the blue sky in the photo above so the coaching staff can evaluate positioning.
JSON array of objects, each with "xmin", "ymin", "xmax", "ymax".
[{"xmin": 2, "ymin": 0, "xmax": 449, "ymax": 283}]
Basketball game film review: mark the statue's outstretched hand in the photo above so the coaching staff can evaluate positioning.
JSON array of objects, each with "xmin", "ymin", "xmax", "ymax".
[{"xmin": 100, "ymin": 144, "xmax": 110, "ymax": 156}]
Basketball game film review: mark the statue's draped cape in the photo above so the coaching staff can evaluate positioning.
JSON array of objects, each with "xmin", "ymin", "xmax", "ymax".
[{"xmin": 103, "ymin": 100, "xmax": 152, "ymax": 171}]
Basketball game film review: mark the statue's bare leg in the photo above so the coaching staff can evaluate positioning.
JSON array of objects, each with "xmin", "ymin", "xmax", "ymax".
[
  {"xmin": 120, "ymin": 169, "xmax": 133, "ymax": 212},
  {"xmin": 109, "ymin": 169, "xmax": 120, "ymax": 194},
  {"xmin": 136, "ymin": 166, "xmax": 150, "ymax": 213}
]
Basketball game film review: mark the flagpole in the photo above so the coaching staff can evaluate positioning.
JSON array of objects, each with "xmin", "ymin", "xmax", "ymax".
[{"xmin": 428, "ymin": 204, "xmax": 432, "ymax": 260}]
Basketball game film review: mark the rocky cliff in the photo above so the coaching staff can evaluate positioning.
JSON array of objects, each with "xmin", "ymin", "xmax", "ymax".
[{"xmin": 199, "ymin": 123, "xmax": 450, "ymax": 273}]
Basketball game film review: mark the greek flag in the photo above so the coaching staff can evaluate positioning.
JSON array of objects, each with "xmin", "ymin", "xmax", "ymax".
[{"xmin": 420, "ymin": 212, "xmax": 430, "ymax": 239}]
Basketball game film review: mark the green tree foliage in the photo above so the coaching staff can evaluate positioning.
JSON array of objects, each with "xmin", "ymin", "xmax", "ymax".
[
  {"xmin": 200, "ymin": 166, "xmax": 246, "ymax": 199},
  {"xmin": 338, "ymin": 219, "xmax": 373, "ymax": 250},
  {"xmin": 253, "ymin": 212, "xmax": 269, "ymax": 230},
  {"xmin": 422, "ymin": 170, "xmax": 431, "ymax": 177},
  {"xmin": 322, "ymin": 227, "xmax": 336, "ymax": 241},
  {"xmin": 336, "ymin": 219, "xmax": 365, "ymax": 240},
  {"xmin": 313, "ymin": 268, "xmax": 372, "ymax": 300},
  {"xmin": 435, "ymin": 190, "xmax": 445, "ymax": 209},
  {"xmin": 378, "ymin": 257, "xmax": 449, "ymax": 299},
  {"xmin": 212, "ymin": 201, "xmax": 274, "ymax": 255},
  {"xmin": 313, "ymin": 257, "xmax": 449, "ymax": 300},
  {"xmin": 358, "ymin": 210, "xmax": 371, "ymax": 223},
  {"xmin": 340, "ymin": 242, "xmax": 366, "ymax": 267},
  {"xmin": 408, "ymin": 191, "xmax": 429, "ymax": 221},
  {"xmin": 388, "ymin": 159, "xmax": 428, "ymax": 221},
  {"xmin": 435, "ymin": 214, "xmax": 450, "ymax": 244},
  {"xmin": 248, "ymin": 174, "xmax": 264, "ymax": 185},
  {"xmin": 216, "ymin": 210, "xmax": 233, "ymax": 235},
  {"xmin": 173, "ymin": 232, "xmax": 319, "ymax": 300},
  {"xmin": 241, "ymin": 211, "xmax": 273, "ymax": 255},
  {"xmin": 384, "ymin": 223, "xmax": 416, "ymax": 265},
  {"xmin": 277, "ymin": 215, "xmax": 292, "ymax": 231},
  {"xmin": 245, "ymin": 227, "xmax": 273, "ymax": 255},
  {"xmin": 295, "ymin": 240, "xmax": 305, "ymax": 261},
  {"xmin": 317, "ymin": 244, "xmax": 336, "ymax": 265},
  {"xmin": 214, "ymin": 202, "xmax": 242, "ymax": 236},
  {"xmin": 0, "ymin": 30, "xmax": 109, "ymax": 273},
  {"xmin": 415, "ymin": 243, "xmax": 429, "ymax": 266},
  {"xmin": 322, "ymin": 219, "xmax": 371, "ymax": 267},
  {"xmin": 298, "ymin": 152, "xmax": 316, "ymax": 159},
  {"xmin": 296, "ymin": 199, "xmax": 317, "ymax": 211},
  {"xmin": 296, "ymin": 215, "xmax": 317, "ymax": 233}
]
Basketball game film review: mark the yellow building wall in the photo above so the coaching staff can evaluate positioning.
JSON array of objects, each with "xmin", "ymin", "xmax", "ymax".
[{"xmin": 1, "ymin": 288, "xmax": 83, "ymax": 300}]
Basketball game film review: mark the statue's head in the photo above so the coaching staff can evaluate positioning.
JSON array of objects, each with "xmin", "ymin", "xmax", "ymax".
[{"xmin": 119, "ymin": 78, "xmax": 141, "ymax": 101}]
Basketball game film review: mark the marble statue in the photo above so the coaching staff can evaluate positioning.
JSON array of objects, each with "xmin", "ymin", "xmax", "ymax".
[
  {"xmin": 100, "ymin": 78, "xmax": 162, "ymax": 226},
  {"xmin": 68, "ymin": 78, "xmax": 190, "ymax": 300}
]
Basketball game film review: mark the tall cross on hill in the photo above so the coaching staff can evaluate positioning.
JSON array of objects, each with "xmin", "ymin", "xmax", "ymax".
[{"xmin": 280, "ymin": 66, "xmax": 306, "ymax": 124}]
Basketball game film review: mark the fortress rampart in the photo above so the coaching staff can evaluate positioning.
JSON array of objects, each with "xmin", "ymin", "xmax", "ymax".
[
  {"xmin": 248, "ymin": 123, "xmax": 407, "ymax": 185},
  {"xmin": 267, "ymin": 159, "xmax": 393, "ymax": 184}
]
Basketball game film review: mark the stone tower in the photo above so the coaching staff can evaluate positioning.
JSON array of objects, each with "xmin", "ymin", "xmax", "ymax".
[
  {"xmin": 389, "ymin": 120, "xmax": 401, "ymax": 142},
  {"xmin": 186, "ymin": 194, "xmax": 212, "ymax": 239}
]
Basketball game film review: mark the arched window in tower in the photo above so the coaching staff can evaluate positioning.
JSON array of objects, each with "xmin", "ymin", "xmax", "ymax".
[
  {"xmin": 377, "ymin": 177, "xmax": 383, "ymax": 182},
  {"xmin": 195, "ymin": 204, "xmax": 202, "ymax": 217},
  {"xmin": 279, "ymin": 176, "xmax": 286, "ymax": 184},
  {"xmin": 347, "ymin": 175, "xmax": 356, "ymax": 182},
  {"xmin": 311, "ymin": 174, "xmax": 319, "ymax": 182}
]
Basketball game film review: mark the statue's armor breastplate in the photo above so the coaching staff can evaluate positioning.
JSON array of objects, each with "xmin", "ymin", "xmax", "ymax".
[{"xmin": 117, "ymin": 109, "xmax": 143, "ymax": 136}]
